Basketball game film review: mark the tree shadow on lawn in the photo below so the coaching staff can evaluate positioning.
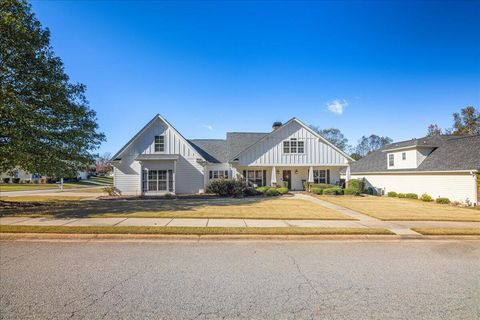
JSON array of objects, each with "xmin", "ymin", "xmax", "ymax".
[{"xmin": 0, "ymin": 197, "xmax": 281, "ymax": 218}]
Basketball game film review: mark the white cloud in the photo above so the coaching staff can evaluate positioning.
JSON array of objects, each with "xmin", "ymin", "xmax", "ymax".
[
  {"xmin": 326, "ymin": 99, "xmax": 348, "ymax": 115},
  {"xmin": 202, "ymin": 124, "xmax": 214, "ymax": 131}
]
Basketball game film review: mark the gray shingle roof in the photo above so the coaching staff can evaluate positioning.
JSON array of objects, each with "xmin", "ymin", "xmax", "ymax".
[
  {"xmin": 189, "ymin": 132, "xmax": 268, "ymax": 163},
  {"xmin": 350, "ymin": 135, "xmax": 480, "ymax": 173}
]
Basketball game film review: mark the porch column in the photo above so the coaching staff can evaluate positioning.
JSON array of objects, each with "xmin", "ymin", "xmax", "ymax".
[
  {"xmin": 173, "ymin": 160, "xmax": 176, "ymax": 193},
  {"xmin": 308, "ymin": 166, "xmax": 314, "ymax": 183},
  {"xmin": 271, "ymin": 166, "xmax": 277, "ymax": 186},
  {"xmin": 345, "ymin": 166, "xmax": 351, "ymax": 183}
]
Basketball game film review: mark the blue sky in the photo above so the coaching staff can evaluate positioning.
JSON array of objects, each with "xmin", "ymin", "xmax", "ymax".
[{"xmin": 31, "ymin": 1, "xmax": 479, "ymax": 155}]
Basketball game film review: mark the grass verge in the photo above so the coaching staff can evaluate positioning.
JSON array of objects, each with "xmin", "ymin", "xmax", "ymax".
[
  {"xmin": 0, "ymin": 225, "xmax": 393, "ymax": 235},
  {"xmin": 412, "ymin": 228, "xmax": 480, "ymax": 236}
]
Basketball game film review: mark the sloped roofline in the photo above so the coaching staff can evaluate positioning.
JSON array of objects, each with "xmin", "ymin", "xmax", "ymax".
[
  {"xmin": 110, "ymin": 114, "xmax": 205, "ymax": 161},
  {"xmin": 229, "ymin": 117, "xmax": 354, "ymax": 162}
]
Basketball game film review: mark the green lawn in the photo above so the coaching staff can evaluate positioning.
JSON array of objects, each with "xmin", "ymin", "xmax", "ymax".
[
  {"xmin": 318, "ymin": 195, "xmax": 480, "ymax": 222},
  {"xmin": 0, "ymin": 197, "xmax": 354, "ymax": 220},
  {"xmin": 0, "ymin": 225, "xmax": 393, "ymax": 235},
  {"xmin": 0, "ymin": 176, "xmax": 112, "ymax": 192},
  {"xmin": 412, "ymin": 228, "xmax": 480, "ymax": 236}
]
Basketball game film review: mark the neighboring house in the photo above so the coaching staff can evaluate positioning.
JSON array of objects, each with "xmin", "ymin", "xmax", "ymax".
[
  {"xmin": 0, "ymin": 170, "xmax": 89, "ymax": 183},
  {"xmin": 110, "ymin": 114, "xmax": 352, "ymax": 195},
  {"xmin": 347, "ymin": 135, "xmax": 480, "ymax": 204}
]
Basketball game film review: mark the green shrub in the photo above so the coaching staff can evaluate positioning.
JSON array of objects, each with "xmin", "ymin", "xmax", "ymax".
[
  {"xmin": 310, "ymin": 187, "xmax": 323, "ymax": 195},
  {"xmin": 347, "ymin": 179, "xmax": 364, "ymax": 193},
  {"xmin": 436, "ymin": 197, "xmax": 450, "ymax": 204},
  {"xmin": 265, "ymin": 187, "xmax": 280, "ymax": 196},
  {"xmin": 103, "ymin": 185, "xmax": 118, "ymax": 196},
  {"xmin": 387, "ymin": 191, "xmax": 398, "ymax": 197},
  {"xmin": 323, "ymin": 187, "xmax": 344, "ymax": 195},
  {"xmin": 277, "ymin": 187, "xmax": 289, "ymax": 195},
  {"xmin": 397, "ymin": 193, "xmax": 406, "ymax": 198},
  {"xmin": 344, "ymin": 187, "xmax": 359, "ymax": 195},
  {"xmin": 309, "ymin": 183, "xmax": 335, "ymax": 189},
  {"xmin": 164, "ymin": 193, "xmax": 175, "ymax": 199},
  {"xmin": 206, "ymin": 179, "xmax": 250, "ymax": 197},
  {"xmin": 420, "ymin": 193, "xmax": 433, "ymax": 202},
  {"xmin": 406, "ymin": 193, "xmax": 418, "ymax": 199},
  {"xmin": 12, "ymin": 178, "xmax": 20, "ymax": 184},
  {"xmin": 244, "ymin": 187, "xmax": 259, "ymax": 196},
  {"xmin": 256, "ymin": 186, "xmax": 269, "ymax": 194},
  {"xmin": 2, "ymin": 178, "xmax": 10, "ymax": 184},
  {"xmin": 303, "ymin": 181, "xmax": 310, "ymax": 191}
]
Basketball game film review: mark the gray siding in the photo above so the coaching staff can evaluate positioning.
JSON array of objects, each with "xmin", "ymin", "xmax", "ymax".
[{"xmin": 237, "ymin": 121, "xmax": 349, "ymax": 166}]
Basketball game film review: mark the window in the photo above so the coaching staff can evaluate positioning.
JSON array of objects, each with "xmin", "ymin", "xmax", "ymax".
[
  {"xmin": 313, "ymin": 169, "xmax": 330, "ymax": 184},
  {"xmin": 402, "ymin": 152, "xmax": 406, "ymax": 160},
  {"xmin": 154, "ymin": 135, "xmax": 165, "ymax": 152},
  {"xmin": 283, "ymin": 141, "xmax": 290, "ymax": 153},
  {"xmin": 209, "ymin": 170, "xmax": 229, "ymax": 180},
  {"xmin": 298, "ymin": 141, "xmax": 304, "ymax": 153},
  {"xmin": 389, "ymin": 154, "xmax": 394, "ymax": 166},
  {"xmin": 283, "ymin": 138, "xmax": 305, "ymax": 154},
  {"xmin": 143, "ymin": 169, "xmax": 168, "ymax": 192},
  {"xmin": 244, "ymin": 170, "xmax": 266, "ymax": 187}
]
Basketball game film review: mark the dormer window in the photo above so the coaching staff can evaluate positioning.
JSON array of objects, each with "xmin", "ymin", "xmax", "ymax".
[
  {"xmin": 402, "ymin": 152, "xmax": 406, "ymax": 160},
  {"xmin": 389, "ymin": 154, "xmax": 394, "ymax": 166},
  {"xmin": 283, "ymin": 138, "xmax": 305, "ymax": 154},
  {"xmin": 154, "ymin": 135, "xmax": 165, "ymax": 152}
]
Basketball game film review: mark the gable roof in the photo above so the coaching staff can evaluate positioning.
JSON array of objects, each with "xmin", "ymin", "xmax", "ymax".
[
  {"xmin": 189, "ymin": 132, "xmax": 268, "ymax": 163},
  {"xmin": 350, "ymin": 135, "xmax": 480, "ymax": 173},
  {"xmin": 229, "ymin": 118, "xmax": 354, "ymax": 162},
  {"xmin": 110, "ymin": 114, "xmax": 205, "ymax": 161}
]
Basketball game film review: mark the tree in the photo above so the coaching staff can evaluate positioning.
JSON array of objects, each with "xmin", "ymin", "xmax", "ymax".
[
  {"xmin": 309, "ymin": 126, "xmax": 350, "ymax": 151},
  {"xmin": 452, "ymin": 106, "xmax": 479, "ymax": 135},
  {"xmin": 349, "ymin": 152, "xmax": 362, "ymax": 161},
  {"xmin": 427, "ymin": 124, "xmax": 442, "ymax": 136},
  {"xmin": 96, "ymin": 153, "xmax": 113, "ymax": 175},
  {"xmin": 0, "ymin": 0, "xmax": 105, "ymax": 177},
  {"xmin": 355, "ymin": 135, "xmax": 393, "ymax": 157}
]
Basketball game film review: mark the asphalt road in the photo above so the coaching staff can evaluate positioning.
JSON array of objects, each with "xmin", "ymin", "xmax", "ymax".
[{"xmin": 1, "ymin": 240, "xmax": 479, "ymax": 320}]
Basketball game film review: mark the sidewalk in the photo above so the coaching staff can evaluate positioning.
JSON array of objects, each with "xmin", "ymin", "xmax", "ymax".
[{"xmin": 1, "ymin": 216, "xmax": 478, "ymax": 234}]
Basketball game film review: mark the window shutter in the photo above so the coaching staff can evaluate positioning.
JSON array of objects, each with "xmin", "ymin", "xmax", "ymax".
[
  {"xmin": 243, "ymin": 170, "xmax": 246, "ymax": 181},
  {"xmin": 209, "ymin": 171, "xmax": 213, "ymax": 179},
  {"xmin": 225, "ymin": 171, "xmax": 229, "ymax": 179},
  {"xmin": 263, "ymin": 170, "xmax": 266, "ymax": 186},
  {"xmin": 327, "ymin": 169, "xmax": 330, "ymax": 184}
]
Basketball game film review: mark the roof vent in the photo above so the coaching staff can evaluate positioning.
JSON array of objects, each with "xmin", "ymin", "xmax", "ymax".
[{"xmin": 272, "ymin": 122, "xmax": 282, "ymax": 131}]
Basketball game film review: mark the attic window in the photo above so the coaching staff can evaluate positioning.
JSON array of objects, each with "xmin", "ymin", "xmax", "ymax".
[
  {"xmin": 388, "ymin": 154, "xmax": 394, "ymax": 166},
  {"xmin": 283, "ymin": 138, "xmax": 305, "ymax": 154},
  {"xmin": 154, "ymin": 135, "xmax": 165, "ymax": 152}
]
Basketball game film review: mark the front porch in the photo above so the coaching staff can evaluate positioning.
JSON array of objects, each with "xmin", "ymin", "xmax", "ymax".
[
  {"xmin": 137, "ymin": 154, "xmax": 178, "ymax": 195},
  {"xmin": 233, "ymin": 165, "xmax": 346, "ymax": 190}
]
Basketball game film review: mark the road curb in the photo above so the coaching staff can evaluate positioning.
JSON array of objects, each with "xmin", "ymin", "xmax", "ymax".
[{"xmin": 1, "ymin": 232, "xmax": 480, "ymax": 242}]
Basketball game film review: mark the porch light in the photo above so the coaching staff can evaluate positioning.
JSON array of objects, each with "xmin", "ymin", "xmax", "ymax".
[{"xmin": 295, "ymin": 169, "xmax": 298, "ymax": 174}]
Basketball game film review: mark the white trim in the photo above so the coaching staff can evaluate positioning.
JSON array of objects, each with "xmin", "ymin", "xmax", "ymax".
[
  {"xmin": 381, "ymin": 145, "xmax": 437, "ymax": 152},
  {"xmin": 111, "ymin": 114, "xmax": 206, "ymax": 162},
  {"xmin": 351, "ymin": 170, "xmax": 478, "ymax": 175},
  {"xmin": 230, "ymin": 118, "xmax": 354, "ymax": 162}
]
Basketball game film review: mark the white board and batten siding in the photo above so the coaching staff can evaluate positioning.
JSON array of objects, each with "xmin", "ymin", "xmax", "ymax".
[
  {"xmin": 352, "ymin": 172, "xmax": 477, "ymax": 204},
  {"xmin": 113, "ymin": 117, "xmax": 204, "ymax": 195},
  {"xmin": 237, "ymin": 121, "xmax": 349, "ymax": 167}
]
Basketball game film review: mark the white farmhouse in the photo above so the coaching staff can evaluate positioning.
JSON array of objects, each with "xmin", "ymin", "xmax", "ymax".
[{"xmin": 110, "ymin": 115, "xmax": 352, "ymax": 195}]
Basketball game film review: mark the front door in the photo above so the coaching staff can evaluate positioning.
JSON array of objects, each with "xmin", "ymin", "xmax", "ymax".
[{"xmin": 282, "ymin": 170, "xmax": 292, "ymax": 190}]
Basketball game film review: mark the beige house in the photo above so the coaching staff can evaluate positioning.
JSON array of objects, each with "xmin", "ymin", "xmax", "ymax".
[{"xmin": 110, "ymin": 115, "xmax": 352, "ymax": 195}]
